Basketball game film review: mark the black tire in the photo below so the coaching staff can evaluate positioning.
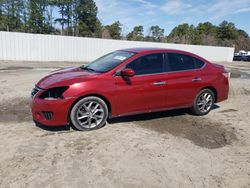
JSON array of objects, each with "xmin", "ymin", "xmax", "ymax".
[
  {"xmin": 70, "ymin": 96, "xmax": 109, "ymax": 131},
  {"xmin": 191, "ymin": 89, "xmax": 215, "ymax": 115}
]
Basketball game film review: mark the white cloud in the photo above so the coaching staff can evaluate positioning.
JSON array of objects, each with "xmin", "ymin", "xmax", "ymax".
[
  {"xmin": 233, "ymin": 7, "xmax": 250, "ymax": 14},
  {"xmin": 94, "ymin": 0, "xmax": 250, "ymax": 35},
  {"xmin": 207, "ymin": 0, "xmax": 250, "ymax": 19},
  {"xmin": 161, "ymin": 0, "xmax": 192, "ymax": 15},
  {"xmin": 95, "ymin": 0, "xmax": 159, "ymax": 34},
  {"xmin": 161, "ymin": 0, "xmax": 250, "ymax": 20},
  {"xmin": 134, "ymin": 0, "xmax": 157, "ymax": 9}
]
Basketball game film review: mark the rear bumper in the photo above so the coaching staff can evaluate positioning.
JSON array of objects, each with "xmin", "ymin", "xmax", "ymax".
[
  {"xmin": 216, "ymin": 77, "xmax": 229, "ymax": 103},
  {"xmin": 30, "ymin": 97, "xmax": 76, "ymax": 127}
]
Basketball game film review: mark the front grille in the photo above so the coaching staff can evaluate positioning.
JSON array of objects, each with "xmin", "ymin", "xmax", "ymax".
[
  {"xmin": 42, "ymin": 112, "xmax": 53, "ymax": 120},
  {"xmin": 31, "ymin": 87, "xmax": 40, "ymax": 98}
]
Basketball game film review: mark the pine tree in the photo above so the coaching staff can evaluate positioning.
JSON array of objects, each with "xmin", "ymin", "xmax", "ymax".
[
  {"xmin": 127, "ymin": 25, "xmax": 144, "ymax": 41},
  {"xmin": 28, "ymin": 0, "xmax": 43, "ymax": 33},
  {"xmin": 145, "ymin": 25, "xmax": 164, "ymax": 42},
  {"xmin": 0, "ymin": 0, "xmax": 24, "ymax": 31},
  {"xmin": 0, "ymin": 0, "xmax": 3, "ymax": 30},
  {"xmin": 54, "ymin": 0, "xmax": 73, "ymax": 35},
  {"xmin": 74, "ymin": 0, "xmax": 101, "ymax": 37},
  {"xmin": 28, "ymin": 0, "xmax": 53, "ymax": 34},
  {"xmin": 105, "ymin": 21, "xmax": 122, "ymax": 39}
]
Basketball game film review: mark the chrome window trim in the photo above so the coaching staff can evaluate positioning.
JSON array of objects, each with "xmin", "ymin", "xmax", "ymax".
[
  {"xmin": 130, "ymin": 63, "xmax": 207, "ymax": 77},
  {"xmin": 115, "ymin": 57, "xmax": 207, "ymax": 77}
]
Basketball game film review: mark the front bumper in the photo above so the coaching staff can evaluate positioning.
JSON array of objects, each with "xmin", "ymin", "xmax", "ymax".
[{"xmin": 31, "ymin": 97, "xmax": 76, "ymax": 127}]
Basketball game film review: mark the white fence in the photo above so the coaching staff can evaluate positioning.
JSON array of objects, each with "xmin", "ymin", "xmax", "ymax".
[{"xmin": 0, "ymin": 31, "xmax": 234, "ymax": 62}]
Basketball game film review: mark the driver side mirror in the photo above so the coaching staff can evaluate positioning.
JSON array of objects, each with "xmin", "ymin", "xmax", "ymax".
[{"xmin": 121, "ymin": 68, "xmax": 135, "ymax": 77}]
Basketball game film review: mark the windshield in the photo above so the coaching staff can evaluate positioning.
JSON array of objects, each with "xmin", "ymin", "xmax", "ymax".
[{"xmin": 82, "ymin": 51, "xmax": 136, "ymax": 73}]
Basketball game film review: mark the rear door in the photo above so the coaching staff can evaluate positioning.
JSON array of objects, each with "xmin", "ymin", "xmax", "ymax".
[
  {"xmin": 164, "ymin": 53, "xmax": 204, "ymax": 107},
  {"xmin": 114, "ymin": 53, "xmax": 167, "ymax": 115}
]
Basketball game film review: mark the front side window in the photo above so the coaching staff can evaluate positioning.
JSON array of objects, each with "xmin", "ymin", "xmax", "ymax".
[
  {"xmin": 82, "ymin": 51, "xmax": 136, "ymax": 73},
  {"xmin": 126, "ymin": 53, "xmax": 164, "ymax": 75},
  {"xmin": 166, "ymin": 53, "xmax": 195, "ymax": 71}
]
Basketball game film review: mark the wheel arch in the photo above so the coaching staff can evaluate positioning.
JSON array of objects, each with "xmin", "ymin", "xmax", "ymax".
[
  {"xmin": 200, "ymin": 86, "xmax": 218, "ymax": 103},
  {"xmin": 67, "ymin": 93, "xmax": 112, "ymax": 124}
]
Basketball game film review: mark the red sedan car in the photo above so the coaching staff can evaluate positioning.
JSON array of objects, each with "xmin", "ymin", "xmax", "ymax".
[{"xmin": 31, "ymin": 48, "xmax": 229, "ymax": 131}]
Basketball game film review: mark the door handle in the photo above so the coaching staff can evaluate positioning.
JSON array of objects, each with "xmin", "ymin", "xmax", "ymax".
[
  {"xmin": 153, "ymin": 81, "xmax": 167, "ymax": 85},
  {"xmin": 192, "ymin": 77, "xmax": 202, "ymax": 82}
]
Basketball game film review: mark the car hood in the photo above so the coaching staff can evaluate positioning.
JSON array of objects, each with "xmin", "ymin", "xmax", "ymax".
[{"xmin": 36, "ymin": 67, "xmax": 99, "ymax": 89}]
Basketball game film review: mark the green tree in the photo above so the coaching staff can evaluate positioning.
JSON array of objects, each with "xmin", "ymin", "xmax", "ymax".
[
  {"xmin": 64, "ymin": 0, "xmax": 74, "ymax": 35},
  {"xmin": 54, "ymin": 0, "xmax": 67, "ymax": 34},
  {"xmin": 168, "ymin": 23, "xmax": 193, "ymax": 44},
  {"xmin": 28, "ymin": 0, "xmax": 44, "ymax": 33},
  {"xmin": 53, "ymin": 0, "xmax": 73, "ymax": 35},
  {"xmin": 237, "ymin": 29, "xmax": 248, "ymax": 38},
  {"xmin": 196, "ymin": 22, "xmax": 216, "ymax": 35},
  {"xmin": 126, "ymin": 25, "xmax": 144, "ymax": 41},
  {"xmin": 195, "ymin": 22, "xmax": 217, "ymax": 45},
  {"xmin": 145, "ymin": 25, "xmax": 164, "ymax": 42},
  {"xmin": 0, "ymin": 0, "xmax": 24, "ymax": 31},
  {"xmin": 105, "ymin": 21, "xmax": 122, "ymax": 39},
  {"xmin": 28, "ymin": 0, "xmax": 55, "ymax": 34},
  {"xmin": 169, "ymin": 23, "xmax": 190, "ymax": 37},
  {"xmin": 0, "ymin": 0, "xmax": 3, "ymax": 30},
  {"xmin": 74, "ymin": 0, "xmax": 101, "ymax": 37},
  {"xmin": 20, "ymin": 0, "xmax": 29, "ymax": 32},
  {"xmin": 216, "ymin": 21, "xmax": 239, "ymax": 41}
]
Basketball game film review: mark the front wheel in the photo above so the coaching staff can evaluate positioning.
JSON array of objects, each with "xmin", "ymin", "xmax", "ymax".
[
  {"xmin": 70, "ymin": 96, "xmax": 109, "ymax": 131},
  {"xmin": 191, "ymin": 89, "xmax": 215, "ymax": 115}
]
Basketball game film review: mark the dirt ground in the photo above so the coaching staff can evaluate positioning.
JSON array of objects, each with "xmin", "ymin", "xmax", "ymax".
[{"xmin": 0, "ymin": 60, "xmax": 250, "ymax": 188}]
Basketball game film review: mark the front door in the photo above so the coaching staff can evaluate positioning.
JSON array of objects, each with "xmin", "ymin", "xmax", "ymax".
[{"xmin": 114, "ymin": 53, "xmax": 167, "ymax": 116}]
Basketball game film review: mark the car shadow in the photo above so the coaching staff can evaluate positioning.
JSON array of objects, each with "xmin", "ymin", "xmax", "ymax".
[
  {"xmin": 34, "ymin": 105, "xmax": 220, "ymax": 131},
  {"xmin": 34, "ymin": 121, "xmax": 71, "ymax": 132},
  {"xmin": 108, "ymin": 105, "xmax": 220, "ymax": 124}
]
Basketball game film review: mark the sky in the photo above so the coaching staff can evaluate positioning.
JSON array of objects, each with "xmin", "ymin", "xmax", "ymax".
[{"xmin": 94, "ymin": 0, "xmax": 250, "ymax": 36}]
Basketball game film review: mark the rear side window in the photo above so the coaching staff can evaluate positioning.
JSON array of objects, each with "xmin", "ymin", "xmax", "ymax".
[
  {"xmin": 193, "ymin": 57, "xmax": 205, "ymax": 68},
  {"xmin": 126, "ymin": 53, "xmax": 164, "ymax": 75},
  {"xmin": 166, "ymin": 53, "xmax": 195, "ymax": 71}
]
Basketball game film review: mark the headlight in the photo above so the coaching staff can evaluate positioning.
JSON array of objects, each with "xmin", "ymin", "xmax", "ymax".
[{"xmin": 39, "ymin": 86, "xmax": 69, "ymax": 100}]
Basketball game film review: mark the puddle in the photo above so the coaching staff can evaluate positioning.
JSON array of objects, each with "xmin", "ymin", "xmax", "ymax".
[
  {"xmin": 0, "ymin": 97, "xmax": 32, "ymax": 123},
  {"xmin": 111, "ymin": 110, "xmax": 237, "ymax": 149}
]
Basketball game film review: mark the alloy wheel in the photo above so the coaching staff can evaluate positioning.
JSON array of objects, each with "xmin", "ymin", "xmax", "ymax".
[
  {"xmin": 197, "ymin": 92, "xmax": 213, "ymax": 113},
  {"xmin": 76, "ymin": 101, "xmax": 105, "ymax": 129}
]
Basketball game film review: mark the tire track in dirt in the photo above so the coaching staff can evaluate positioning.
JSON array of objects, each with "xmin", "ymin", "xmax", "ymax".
[
  {"xmin": 0, "ymin": 97, "xmax": 32, "ymax": 123},
  {"xmin": 110, "ymin": 110, "xmax": 237, "ymax": 149}
]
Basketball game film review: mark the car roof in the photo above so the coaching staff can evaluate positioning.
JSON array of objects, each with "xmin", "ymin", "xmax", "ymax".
[
  {"xmin": 119, "ymin": 47, "xmax": 210, "ymax": 63},
  {"xmin": 120, "ymin": 47, "xmax": 190, "ymax": 54}
]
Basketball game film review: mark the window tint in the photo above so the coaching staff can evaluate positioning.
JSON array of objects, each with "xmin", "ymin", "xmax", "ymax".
[
  {"xmin": 84, "ymin": 51, "xmax": 136, "ymax": 73},
  {"xmin": 126, "ymin": 53, "xmax": 164, "ymax": 75},
  {"xmin": 193, "ymin": 57, "xmax": 205, "ymax": 68},
  {"xmin": 166, "ymin": 53, "xmax": 195, "ymax": 71}
]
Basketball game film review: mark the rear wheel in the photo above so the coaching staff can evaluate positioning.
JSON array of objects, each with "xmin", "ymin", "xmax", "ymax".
[
  {"xmin": 191, "ymin": 89, "xmax": 215, "ymax": 115},
  {"xmin": 70, "ymin": 96, "xmax": 108, "ymax": 131}
]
